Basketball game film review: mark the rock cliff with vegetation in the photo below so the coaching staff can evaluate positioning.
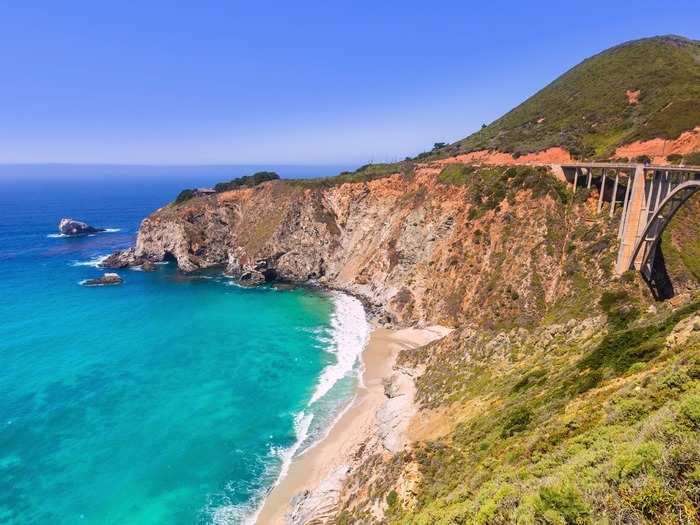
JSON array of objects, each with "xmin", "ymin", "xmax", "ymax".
[{"xmin": 106, "ymin": 35, "xmax": 700, "ymax": 523}]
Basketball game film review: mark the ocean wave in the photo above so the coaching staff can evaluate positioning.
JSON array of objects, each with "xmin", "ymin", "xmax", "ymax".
[
  {"xmin": 308, "ymin": 292, "xmax": 370, "ymax": 405},
  {"xmin": 70, "ymin": 255, "xmax": 109, "ymax": 268},
  {"xmin": 211, "ymin": 412, "xmax": 314, "ymax": 525},
  {"xmin": 209, "ymin": 292, "xmax": 369, "ymax": 525}
]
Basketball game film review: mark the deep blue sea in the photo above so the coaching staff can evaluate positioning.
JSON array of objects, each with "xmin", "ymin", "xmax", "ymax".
[{"xmin": 0, "ymin": 165, "xmax": 368, "ymax": 524}]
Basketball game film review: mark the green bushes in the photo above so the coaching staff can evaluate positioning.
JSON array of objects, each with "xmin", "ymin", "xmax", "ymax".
[
  {"xmin": 213, "ymin": 171, "xmax": 279, "ymax": 192},
  {"xmin": 679, "ymin": 394, "xmax": 700, "ymax": 427},
  {"xmin": 501, "ymin": 406, "xmax": 532, "ymax": 437},
  {"xmin": 288, "ymin": 162, "xmax": 410, "ymax": 188},
  {"xmin": 174, "ymin": 188, "xmax": 196, "ymax": 204},
  {"xmin": 533, "ymin": 484, "xmax": 591, "ymax": 524},
  {"xmin": 437, "ymin": 164, "xmax": 476, "ymax": 185},
  {"xmin": 599, "ymin": 289, "xmax": 640, "ymax": 328},
  {"xmin": 512, "ymin": 368, "xmax": 547, "ymax": 392},
  {"xmin": 172, "ymin": 171, "xmax": 280, "ymax": 204}
]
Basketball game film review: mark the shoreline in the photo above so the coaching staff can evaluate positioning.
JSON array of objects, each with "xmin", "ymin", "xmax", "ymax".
[{"xmin": 255, "ymin": 323, "xmax": 451, "ymax": 524}]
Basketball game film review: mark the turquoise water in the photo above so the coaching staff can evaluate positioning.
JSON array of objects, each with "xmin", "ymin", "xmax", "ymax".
[{"xmin": 0, "ymin": 170, "xmax": 367, "ymax": 524}]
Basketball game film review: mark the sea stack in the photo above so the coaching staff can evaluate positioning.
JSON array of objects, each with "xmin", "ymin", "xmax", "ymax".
[
  {"xmin": 58, "ymin": 218, "xmax": 106, "ymax": 236},
  {"xmin": 81, "ymin": 273, "xmax": 123, "ymax": 286}
]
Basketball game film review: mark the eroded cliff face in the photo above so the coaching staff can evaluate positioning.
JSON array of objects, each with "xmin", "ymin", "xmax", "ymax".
[{"xmin": 113, "ymin": 162, "xmax": 619, "ymax": 328}]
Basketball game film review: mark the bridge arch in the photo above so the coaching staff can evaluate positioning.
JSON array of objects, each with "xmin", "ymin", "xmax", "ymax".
[{"xmin": 628, "ymin": 180, "xmax": 700, "ymax": 296}]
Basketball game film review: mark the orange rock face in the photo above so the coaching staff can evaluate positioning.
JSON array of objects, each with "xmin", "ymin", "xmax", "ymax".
[
  {"xmin": 444, "ymin": 147, "xmax": 573, "ymax": 166},
  {"xmin": 614, "ymin": 126, "xmax": 700, "ymax": 163}
]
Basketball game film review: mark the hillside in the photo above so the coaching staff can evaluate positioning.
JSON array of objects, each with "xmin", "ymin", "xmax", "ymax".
[{"xmin": 433, "ymin": 35, "xmax": 700, "ymax": 160}]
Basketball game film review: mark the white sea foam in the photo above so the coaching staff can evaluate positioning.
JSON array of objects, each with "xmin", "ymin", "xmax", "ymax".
[
  {"xmin": 47, "ymin": 228, "xmax": 120, "ymax": 238},
  {"xmin": 211, "ymin": 412, "xmax": 314, "ymax": 525},
  {"xmin": 70, "ymin": 255, "xmax": 109, "ymax": 268},
  {"xmin": 209, "ymin": 292, "xmax": 369, "ymax": 525},
  {"xmin": 308, "ymin": 292, "xmax": 370, "ymax": 405}
]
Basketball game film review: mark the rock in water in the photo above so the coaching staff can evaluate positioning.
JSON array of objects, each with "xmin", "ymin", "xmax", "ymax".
[
  {"xmin": 81, "ymin": 273, "xmax": 123, "ymax": 286},
  {"xmin": 100, "ymin": 248, "xmax": 137, "ymax": 268},
  {"xmin": 58, "ymin": 218, "xmax": 106, "ymax": 236}
]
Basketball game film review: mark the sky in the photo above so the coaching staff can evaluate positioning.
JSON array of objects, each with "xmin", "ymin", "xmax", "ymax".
[{"xmin": 0, "ymin": 0, "xmax": 698, "ymax": 166}]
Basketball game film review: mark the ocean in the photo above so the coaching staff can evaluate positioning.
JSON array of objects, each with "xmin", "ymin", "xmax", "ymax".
[{"xmin": 0, "ymin": 165, "xmax": 368, "ymax": 524}]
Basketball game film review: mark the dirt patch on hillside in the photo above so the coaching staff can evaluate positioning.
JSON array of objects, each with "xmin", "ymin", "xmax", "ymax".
[
  {"xmin": 626, "ymin": 89, "xmax": 640, "ymax": 104},
  {"xmin": 615, "ymin": 126, "xmax": 700, "ymax": 163},
  {"xmin": 442, "ymin": 147, "xmax": 572, "ymax": 166}
]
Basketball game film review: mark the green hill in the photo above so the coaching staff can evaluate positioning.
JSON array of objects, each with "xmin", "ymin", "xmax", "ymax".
[{"xmin": 442, "ymin": 35, "xmax": 700, "ymax": 160}]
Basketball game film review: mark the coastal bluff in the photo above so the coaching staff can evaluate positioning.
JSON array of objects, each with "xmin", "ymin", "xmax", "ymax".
[{"xmin": 103, "ymin": 163, "xmax": 615, "ymax": 330}]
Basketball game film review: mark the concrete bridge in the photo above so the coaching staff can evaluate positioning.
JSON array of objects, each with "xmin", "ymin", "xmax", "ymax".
[{"xmin": 556, "ymin": 162, "xmax": 700, "ymax": 298}]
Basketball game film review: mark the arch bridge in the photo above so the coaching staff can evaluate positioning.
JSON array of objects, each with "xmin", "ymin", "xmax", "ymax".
[{"xmin": 556, "ymin": 162, "xmax": 700, "ymax": 298}]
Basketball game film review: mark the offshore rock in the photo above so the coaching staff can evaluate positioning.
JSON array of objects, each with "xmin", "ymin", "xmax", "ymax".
[
  {"xmin": 81, "ymin": 272, "xmax": 123, "ymax": 286},
  {"xmin": 101, "ymin": 248, "xmax": 139, "ymax": 268},
  {"xmin": 59, "ymin": 218, "xmax": 105, "ymax": 236}
]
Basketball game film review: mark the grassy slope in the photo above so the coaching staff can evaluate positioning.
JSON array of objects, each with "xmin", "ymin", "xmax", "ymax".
[
  {"xmin": 440, "ymin": 35, "xmax": 700, "ymax": 160},
  {"xmin": 336, "ymin": 291, "xmax": 700, "ymax": 524},
  {"xmin": 393, "ymin": 302, "xmax": 700, "ymax": 524}
]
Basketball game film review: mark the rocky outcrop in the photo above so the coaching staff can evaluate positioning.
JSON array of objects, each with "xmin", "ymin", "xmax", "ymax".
[
  {"xmin": 377, "ymin": 369, "xmax": 417, "ymax": 453},
  {"xmin": 59, "ymin": 218, "xmax": 105, "ymax": 236},
  {"xmin": 105, "ymin": 162, "xmax": 619, "ymax": 327},
  {"xmin": 81, "ymin": 272, "xmax": 123, "ymax": 286},
  {"xmin": 286, "ymin": 466, "xmax": 349, "ymax": 525}
]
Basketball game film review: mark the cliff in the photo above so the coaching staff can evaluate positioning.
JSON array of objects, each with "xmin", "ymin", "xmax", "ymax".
[{"xmin": 107, "ymin": 163, "xmax": 619, "ymax": 329}]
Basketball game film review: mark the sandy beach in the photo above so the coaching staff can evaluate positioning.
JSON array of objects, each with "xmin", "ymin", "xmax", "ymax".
[{"xmin": 255, "ymin": 324, "xmax": 451, "ymax": 524}]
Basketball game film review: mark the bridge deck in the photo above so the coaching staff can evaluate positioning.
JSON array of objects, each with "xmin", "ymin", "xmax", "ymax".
[{"xmin": 559, "ymin": 162, "xmax": 700, "ymax": 174}]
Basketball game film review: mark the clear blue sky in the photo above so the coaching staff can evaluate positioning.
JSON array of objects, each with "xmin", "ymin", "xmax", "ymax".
[{"xmin": 1, "ymin": 1, "xmax": 698, "ymax": 165}]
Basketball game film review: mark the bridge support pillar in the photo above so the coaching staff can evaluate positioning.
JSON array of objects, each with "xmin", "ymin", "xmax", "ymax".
[{"xmin": 615, "ymin": 166, "xmax": 647, "ymax": 275}]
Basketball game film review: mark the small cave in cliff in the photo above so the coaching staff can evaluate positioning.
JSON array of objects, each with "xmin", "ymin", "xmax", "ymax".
[{"xmin": 262, "ymin": 268, "xmax": 277, "ymax": 282}]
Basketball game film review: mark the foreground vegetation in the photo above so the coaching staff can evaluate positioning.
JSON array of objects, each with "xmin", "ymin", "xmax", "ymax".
[{"xmin": 335, "ymin": 290, "xmax": 700, "ymax": 524}]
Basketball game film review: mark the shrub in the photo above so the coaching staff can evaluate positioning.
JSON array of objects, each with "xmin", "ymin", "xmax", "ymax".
[
  {"xmin": 533, "ymin": 483, "xmax": 591, "ymax": 524},
  {"xmin": 666, "ymin": 153, "xmax": 683, "ymax": 164},
  {"xmin": 679, "ymin": 394, "xmax": 700, "ymax": 428},
  {"xmin": 684, "ymin": 151, "xmax": 700, "ymax": 165},
  {"xmin": 386, "ymin": 490, "xmax": 398, "ymax": 508},
  {"xmin": 501, "ymin": 406, "xmax": 532, "ymax": 437},
  {"xmin": 437, "ymin": 164, "xmax": 476, "ymax": 185},
  {"xmin": 214, "ymin": 171, "xmax": 279, "ymax": 192},
  {"xmin": 174, "ymin": 188, "xmax": 196, "ymax": 204},
  {"xmin": 512, "ymin": 369, "xmax": 547, "ymax": 392},
  {"xmin": 599, "ymin": 290, "xmax": 640, "ymax": 328},
  {"xmin": 611, "ymin": 441, "xmax": 662, "ymax": 480}
]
